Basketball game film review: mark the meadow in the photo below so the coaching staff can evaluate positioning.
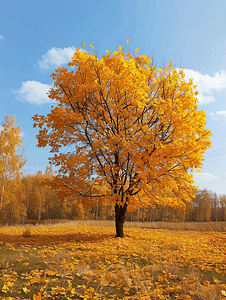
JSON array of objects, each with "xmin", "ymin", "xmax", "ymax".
[{"xmin": 0, "ymin": 222, "xmax": 225, "ymax": 300}]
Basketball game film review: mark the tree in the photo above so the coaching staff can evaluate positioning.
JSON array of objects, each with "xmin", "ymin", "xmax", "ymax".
[
  {"xmin": 211, "ymin": 192, "xmax": 219, "ymax": 221},
  {"xmin": 33, "ymin": 43, "xmax": 212, "ymax": 237},
  {"xmin": 219, "ymin": 194, "xmax": 226, "ymax": 221},
  {"xmin": 192, "ymin": 189, "xmax": 212, "ymax": 222},
  {"xmin": 0, "ymin": 115, "xmax": 26, "ymax": 224},
  {"xmin": 21, "ymin": 170, "xmax": 67, "ymax": 221}
]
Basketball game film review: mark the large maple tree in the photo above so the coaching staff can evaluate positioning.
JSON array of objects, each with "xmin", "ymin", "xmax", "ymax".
[{"xmin": 33, "ymin": 44, "xmax": 211, "ymax": 237}]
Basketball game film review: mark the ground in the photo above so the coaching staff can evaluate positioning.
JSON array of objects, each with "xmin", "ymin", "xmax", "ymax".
[{"xmin": 0, "ymin": 224, "xmax": 225, "ymax": 299}]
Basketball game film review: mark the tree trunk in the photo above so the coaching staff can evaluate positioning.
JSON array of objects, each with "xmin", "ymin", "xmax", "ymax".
[
  {"xmin": 0, "ymin": 185, "xmax": 4, "ymax": 209},
  {"xmin": 96, "ymin": 202, "xmax": 99, "ymax": 220},
  {"xmin": 115, "ymin": 202, "xmax": 127, "ymax": 238},
  {"xmin": 38, "ymin": 202, "xmax": 42, "ymax": 221}
]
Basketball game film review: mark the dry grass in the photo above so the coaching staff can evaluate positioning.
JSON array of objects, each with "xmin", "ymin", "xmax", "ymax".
[
  {"xmin": 7, "ymin": 219, "xmax": 226, "ymax": 232},
  {"xmin": 136, "ymin": 221, "xmax": 226, "ymax": 232}
]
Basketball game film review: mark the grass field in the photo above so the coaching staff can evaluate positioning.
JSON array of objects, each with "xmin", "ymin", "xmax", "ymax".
[
  {"xmin": 0, "ymin": 223, "xmax": 225, "ymax": 299},
  {"xmin": 23, "ymin": 219, "xmax": 226, "ymax": 232}
]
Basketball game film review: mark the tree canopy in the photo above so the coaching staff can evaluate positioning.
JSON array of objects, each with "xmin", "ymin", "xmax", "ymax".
[{"xmin": 33, "ymin": 44, "xmax": 212, "ymax": 237}]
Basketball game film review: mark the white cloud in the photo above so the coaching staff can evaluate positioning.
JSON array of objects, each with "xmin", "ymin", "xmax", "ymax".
[
  {"xmin": 209, "ymin": 112, "xmax": 215, "ymax": 118},
  {"xmin": 215, "ymin": 110, "xmax": 226, "ymax": 117},
  {"xmin": 193, "ymin": 172, "xmax": 218, "ymax": 181},
  {"xmin": 38, "ymin": 46, "xmax": 75, "ymax": 70},
  {"xmin": 13, "ymin": 81, "xmax": 52, "ymax": 105},
  {"xmin": 180, "ymin": 69, "xmax": 226, "ymax": 103},
  {"xmin": 20, "ymin": 131, "xmax": 25, "ymax": 137},
  {"xmin": 210, "ymin": 110, "xmax": 226, "ymax": 120},
  {"xmin": 0, "ymin": 34, "xmax": 4, "ymax": 40}
]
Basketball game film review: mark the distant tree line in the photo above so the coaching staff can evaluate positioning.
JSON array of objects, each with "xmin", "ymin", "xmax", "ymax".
[
  {"xmin": 0, "ymin": 166, "xmax": 225, "ymax": 225},
  {"xmin": 125, "ymin": 189, "xmax": 226, "ymax": 223}
]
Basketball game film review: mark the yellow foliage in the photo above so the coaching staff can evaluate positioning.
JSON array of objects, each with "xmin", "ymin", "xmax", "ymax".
[
  {"xmin": 0, "ymin": 115, "xmax": 26, "ymax": 224},
  {"xmin": 32, "ymin": 45, "xmax": 212, "ymax": 236}
]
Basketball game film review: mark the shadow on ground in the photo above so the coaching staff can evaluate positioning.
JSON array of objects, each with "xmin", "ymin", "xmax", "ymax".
[{"xmin": 0, "ymin": 232, "xmax": 114, "ymax": 246}]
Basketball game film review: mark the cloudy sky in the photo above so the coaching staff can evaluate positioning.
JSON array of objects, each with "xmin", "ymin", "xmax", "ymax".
[{"xmin": 1, "ymin": 0, "xmax": 226, "ymax": 195}]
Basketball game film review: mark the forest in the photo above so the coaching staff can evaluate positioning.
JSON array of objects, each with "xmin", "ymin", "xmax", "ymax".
[{"xmin": 0, "ymin": 166, "xmax": 226, "ymax": 225}]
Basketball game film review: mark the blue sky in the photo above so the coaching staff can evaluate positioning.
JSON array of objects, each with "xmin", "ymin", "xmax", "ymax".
[{"xmin": 1, "ymin": 0, "xmax": 226, "ymax": 195}]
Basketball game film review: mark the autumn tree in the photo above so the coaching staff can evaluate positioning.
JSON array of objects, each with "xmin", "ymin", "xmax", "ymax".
[
  {"xmin": 33, "ymin": 43, "xmax": 211, "ymax": 237},
  {"xmin": 21, "ymin": 169, "xmax": 66, "ymax": 221},
  {"xmin": 0, "ymin": 115, "xmax": 26, "ymax": 224},
  {"xmin": 219, "ymin": 194, "xmax": 226, "ymax": 221},
  {"xmin": 211, "ymin": 192, "xmax": 219, "ymax": 222},
  {"xmin": 192, "ymin": 189, "xmax": 212, "ymax": 222}
]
